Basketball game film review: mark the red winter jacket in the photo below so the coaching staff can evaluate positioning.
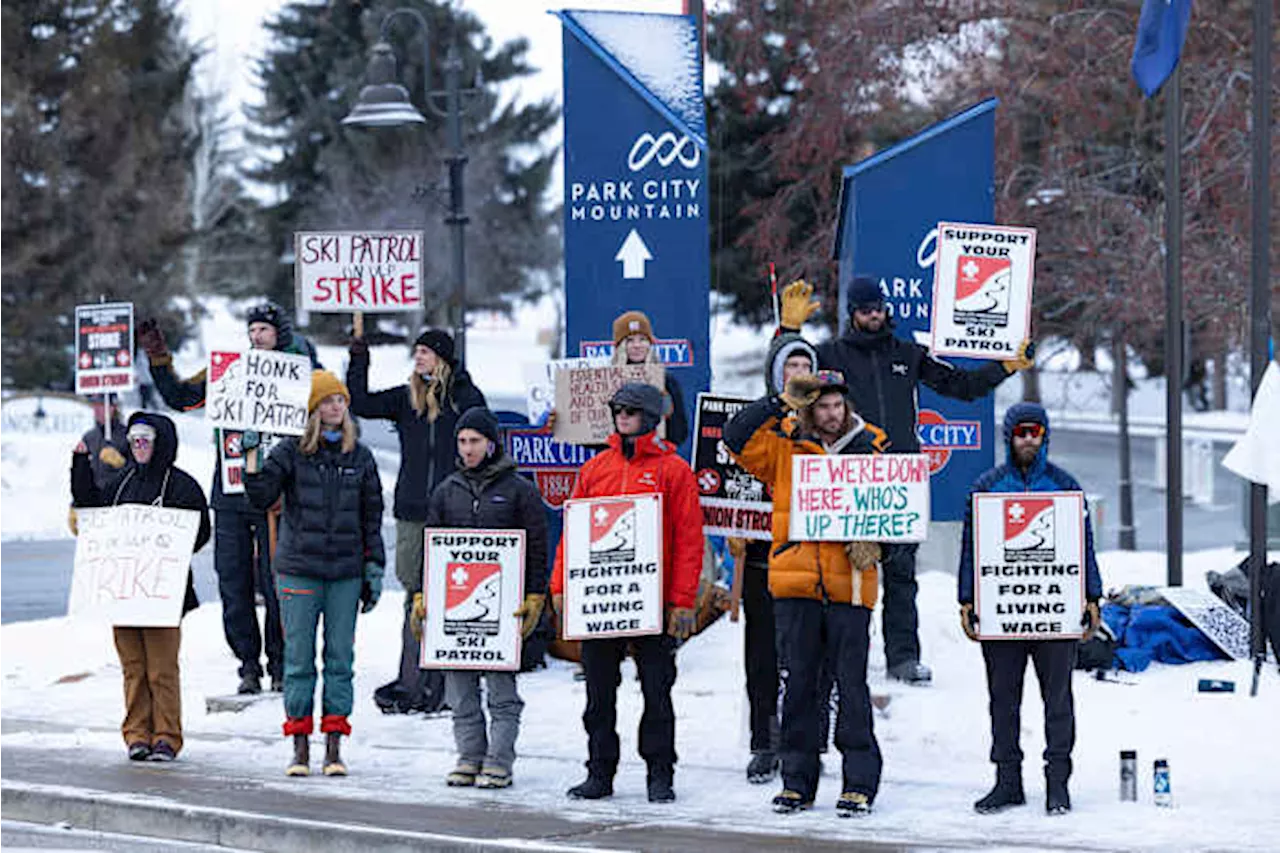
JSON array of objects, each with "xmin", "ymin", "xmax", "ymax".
[{"xmin": 551, "ymin": 430, "xmax": 703, "ymax": 610}]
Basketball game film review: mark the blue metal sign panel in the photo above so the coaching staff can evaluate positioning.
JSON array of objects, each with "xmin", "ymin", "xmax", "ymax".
[
  {"xmin": 834, "ymin": 100, "xmax": 1000, "ymax": 521},
  {"xmin": 556, "ymin": 10, "xmax": 710, "ymax": 457}
]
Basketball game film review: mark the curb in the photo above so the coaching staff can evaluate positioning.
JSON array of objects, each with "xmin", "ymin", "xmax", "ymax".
[{"xmin": 1, "ymin": 782, "xmax": 600, "ymax": 853}]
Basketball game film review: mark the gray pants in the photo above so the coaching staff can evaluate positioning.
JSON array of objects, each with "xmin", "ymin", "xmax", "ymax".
[{"xmin": 444, "ymin": 670, "xmax": 524, "ymax": 772}]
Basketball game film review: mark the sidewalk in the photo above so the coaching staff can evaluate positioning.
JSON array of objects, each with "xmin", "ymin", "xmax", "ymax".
[{"xmin": 1, "ymin": 717, "xmax": 973, "ymax": 853}]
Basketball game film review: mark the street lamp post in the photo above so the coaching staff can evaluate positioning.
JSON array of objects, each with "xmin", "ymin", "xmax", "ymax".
[{"xmin": 343, "ymin": 8, "xmax": 476, "ymax": 362}]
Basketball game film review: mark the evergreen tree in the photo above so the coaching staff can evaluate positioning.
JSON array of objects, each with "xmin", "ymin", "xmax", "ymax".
[
  {"xmin": 244, "ymin": 0, "xmax": 559, "ymax": 338},
  {"xmin": 2, "ymin": 0, "xmax": 200, "ymax": 388}
]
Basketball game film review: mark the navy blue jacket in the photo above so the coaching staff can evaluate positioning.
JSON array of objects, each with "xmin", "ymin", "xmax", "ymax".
[{"xmin": 957, "ymin": 402, "xmax": 1102, "ymax": 604}]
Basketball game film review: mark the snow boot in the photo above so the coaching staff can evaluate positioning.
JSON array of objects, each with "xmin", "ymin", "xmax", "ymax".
[
  {"xmin": 887, "ymin": 660, "xmax": 933, "ymax": 685},
  {"xmin": 836, "ymin": 791, "xmax": 873, "ymax": 818},
  {"xmin": 127, "ymin": 742, "xmax": 151, "ymax": 761},
  {"xmin": 237, "ymin": 673, "xmax": 262, "ymax": 695},
  {"xmin": 147, "ymin": 740, "xmax": 176, "ymax": 762},
  {"xmin": 974, "ymin": 765, "xmax": 1025, "ymax": 814},
  {"xmin": 1046, "ymin": 776, "xmax": 1072, "ymax": 815},
  {"xmin": 566, "ymin": 774, "xmax": 613, "ymax": 800},
  {"xmin": 286, "ymin": 735, "xmax": 310, "ymax": 777},
  {"xmin": 322, "ymin": 732, "xmax": 347, "ymax": 776},
  {"xmin": 772, "ymin": 789, "xmax": 814, "ymax": 814},
  {"xmin": 746, "ymin": 751, "xmax": 779, "ymax": 784},
  {"xmin": 446, "ymin": 760, "xmax": 481, "ymax": 787},
  {"xmin": 476, "ymin": 765, "xmax": 512, "ymax": 789},
  {"xmin": 647, "ymin": 767, "xmax": 675, "ymax": 803}
]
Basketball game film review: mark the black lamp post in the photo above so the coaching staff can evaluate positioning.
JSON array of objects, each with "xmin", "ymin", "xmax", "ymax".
[{"xmin": 343, "ymin": 8, "xmax": 475, "ymax": 362}]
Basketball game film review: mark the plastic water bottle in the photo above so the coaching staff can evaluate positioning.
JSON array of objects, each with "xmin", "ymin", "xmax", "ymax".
[
  {"xmin": 1154, "ymin": 759, "xmax": 1172, "ymax": 807},
  {"xmin": 1119, "ymin": 750, "xmax": 1137, "ymax": 801}
]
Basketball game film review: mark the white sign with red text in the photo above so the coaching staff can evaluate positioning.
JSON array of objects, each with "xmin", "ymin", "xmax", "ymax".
[{"xmin": 295, "ymin": 230, "xmax": 423, "ymax": 312}]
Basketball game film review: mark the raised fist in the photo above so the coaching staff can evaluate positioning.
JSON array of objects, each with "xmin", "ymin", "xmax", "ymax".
[
  {"xmin": 780, "ymin": 373, "xmax": 824, "ymax": 411},
  {"xmin": 136, "ymin": 319, "xmax": 170, "ymax": 362}
]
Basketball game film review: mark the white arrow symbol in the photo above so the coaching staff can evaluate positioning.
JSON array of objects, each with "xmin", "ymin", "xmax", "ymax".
[{"xmin": 614, "ymin": 229, "xmax": 653, "ymax": 279}]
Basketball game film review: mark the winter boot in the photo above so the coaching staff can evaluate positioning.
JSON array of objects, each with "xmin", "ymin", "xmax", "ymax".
[
  {"xmin": 127, "ymin": 742, "xmax": 151, "ymax": 761},
  {"xmin": 147, "ymin": 740, "xmax": 176, "ymax": 762},
  {"xmin": 887, "ymin": 660, "xmax": 933, "ymax": 685},
  {"xmin": 238, "ymin": 673, "xmax": 262, "ymax": 695},
  {"xmin": 772, "ymin": 789, "xmax": 814, "ymax": 814},
  {"xmin": 322, "ymin": 732, "xmax": 347, "ymax": 777},
  {"xmin": 446, "ymin": 760, "xmax": 481, "ymax": 787},
  {"xmin": 1046, "ymin": 776, "xmax": 1072, "ymax": 815},
  {"xmin": 974, "ymin": 765, "xmax": 1025, "ymax": 814},
  {"xmin": 566, "ymin": 774, "xmax": 613, "ymax": 800},
  {"xmin": 286, "ymin": 735, "xmax": 310, "ymax": 777},
  {"xmin": 836, "ymin": 791, "xmax": 873, "ymax": 818},
  {"xmin": 746, "ymin": 751, "xmax": 779, "ymax": 784},
  {"xmin": 647, "ymin": 767, "xmax": 675, "ymax": 803},
  {"xmin": 476, "ymin": 765, "xmax": 513, "ymax": 789}
]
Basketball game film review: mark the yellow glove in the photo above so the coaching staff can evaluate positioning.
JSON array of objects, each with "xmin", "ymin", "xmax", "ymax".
[
  {"xmin": 99, "ymin": 446, "xmax": 126, "ymax": 469},
  {"xmin": 1002, "ymin": 339, "xmax": 1036, "ymax": 374},
  {"xmin": 845, "ymin": 541, "xmax": 881, "ymax": 570},
  {"xmin": 960, "ymin": 603, "xmax": 980, "ymax": 642},
  {"xmin": 410, "ymin": 592, "xmax": 426, "ymax": 642},
  {"xmin": 780, "ymin": 279, "xmax": 820, "ymax": 330},
  {"xmin": 1081, "ymin": 600, "xmax": 1102, "ymax": 641},
  {"xmin": 512, "ymin": 593, "xmax": 546, "ymax": 639},
  {"xmin": 780, "ymin": 373, "xmax": 824, "ymax": 410},
  {"xmin": 68, "ymin": 507, "xmax": 79, "ymax": 537},
  {"xmin": 552, "ymin": 593, "xmax": 565, "ymax": 638},
  {"xmin": 667, "ymin": 606, "xmax": 697, "ymax": 640}
]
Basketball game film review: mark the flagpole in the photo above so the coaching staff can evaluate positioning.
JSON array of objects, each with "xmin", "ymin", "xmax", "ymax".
[
  {"xmin": 1164, "ymin": 62, "xmax": 1183, "ymax": 587},
  {"xmin": 1247, "ymin": 0, "xmax": 1272, "ymax": 698}
]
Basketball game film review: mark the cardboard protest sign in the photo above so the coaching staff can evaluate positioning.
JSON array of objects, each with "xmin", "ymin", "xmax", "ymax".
[
  {"xmin": 524, "ymin": 357, "xmax": 607, "ymax": 424},
  {"xmin": 206, "ymin": 350, "xmax": 311, "ymax": 436},
  {"xmin": 421, "ymin": 529, "xmax": 526, "ymax": 671},
  {"xmin": 295, "ymin": 230, "xmax": 423, "ymax": 312},
  {"xmin": 692, "ymin": 394, "xmax": 771, "ymax": 540},
  {"xmin": 75, "ymin": 303, "xmax": 135, "ymax": 395},
  {"xmin": 561, "ymin": 493, "xmax": 663, "ymax": 640},
  {"xmin": 69, "ymin": 506, "xmax": 200, "ymax": 627},
  {"xmin": 930, "ymin": 222, "xmax": 1036, "ymax": 361},
  {"xmin": 789, "ymin": 454, "xmax": 931, "ymax": 542},
  {"xmin": 552, "ymin": 362, "xmax": 665, "ymax": 445},
  {"xmin": 973, "ymin": 491, "xmax": 1085, "ymax": 640}
]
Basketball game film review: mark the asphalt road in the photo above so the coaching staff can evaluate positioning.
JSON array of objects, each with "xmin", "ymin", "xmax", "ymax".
[{"xmin": 0, "ymin": 427, "xmax": 1248, "ymax": 626}]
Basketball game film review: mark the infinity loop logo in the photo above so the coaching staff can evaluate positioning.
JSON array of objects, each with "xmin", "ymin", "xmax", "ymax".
[{"xmin": 627, "ymin": 132, "xmax": 700, "ymax": 171}]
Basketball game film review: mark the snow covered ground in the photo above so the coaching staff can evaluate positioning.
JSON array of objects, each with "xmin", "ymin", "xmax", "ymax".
[{"xmin": 2, "ymin": 549, "xmax": 1276, "ymax": 851}]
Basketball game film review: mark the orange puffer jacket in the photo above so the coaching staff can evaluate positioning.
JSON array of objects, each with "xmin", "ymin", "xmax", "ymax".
[{"xmin": 723, "ymin": 395, "xmax": 883, "ymax": 609}]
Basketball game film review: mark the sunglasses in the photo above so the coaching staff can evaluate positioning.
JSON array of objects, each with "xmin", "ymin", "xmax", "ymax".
[
  {"xmin": 610, "ymin": 405, "xmax": 641, "ymax": 417},
  {"xmin": 853, "ymin": 303, "xmax": 886, "ymax": 315},
  {"xmin": 1011, "ymin": 423, "xmax": 1045, "ymax": 439}
]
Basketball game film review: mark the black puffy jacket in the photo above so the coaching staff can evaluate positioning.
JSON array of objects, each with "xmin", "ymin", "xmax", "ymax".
[
  {"xmin": 70, "ymin": 411, "xmax": 210, "ymax": 615},
  {"xmin": 245, "ymin": 434, "xmax": 386, "ymax": 581},
  {"xmin": 347, "ymin": 352, "xmax": 486, "ymax": 521},
  {"xmin": 423, "ymin": 454, "xmax": 548, "ymax": 599},
  {"xmin": 816, "ymin": 324, "xmax": 1009, "ymax": 453}
]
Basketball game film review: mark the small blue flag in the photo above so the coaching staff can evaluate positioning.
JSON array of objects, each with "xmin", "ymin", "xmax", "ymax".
[{"xmin": 1131, "ymin": 0, "xmax": 1193, "ymax": 98}]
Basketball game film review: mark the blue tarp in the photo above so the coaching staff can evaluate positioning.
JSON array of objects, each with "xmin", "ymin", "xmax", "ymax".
[{"xmin": 1102, "ymin": 603, "xmax": 1228, "ymax": 673}]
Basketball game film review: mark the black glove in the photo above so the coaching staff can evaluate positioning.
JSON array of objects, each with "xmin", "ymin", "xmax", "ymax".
[
  {"xmin": 349, "ymin": 337, "xmax": 369, "ymax": 358},
  {"xmin": 136, "ymin": 318, "xmax": 170, "ymax": 362}
]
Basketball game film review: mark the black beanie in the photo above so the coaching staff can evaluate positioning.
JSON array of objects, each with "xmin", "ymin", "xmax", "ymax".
[
  {"xmin": 847, "ymin": 275, "xmax": 884, "ymax": 311},
  {"xmin": 246, "ymin": 301, "xmax": 294, "ymax": 349},
  {"xmin": 455, "ymin": 407, "xmax": 500, "ymax": 445},
  {"xmin": 414, "ymin": 328, "xmax": 456, "ymax": 366}
]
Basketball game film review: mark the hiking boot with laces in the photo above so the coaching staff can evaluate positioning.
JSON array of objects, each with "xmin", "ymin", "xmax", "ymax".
[
  {"xmin": 772, "ymin": 789, "xmax": 814, "ymax": 814},
  {"xmin": 446, "ymin": 760, "xmax": 481, "ymax": 787},
  {"xmin": 836, "ymin": 791, "xmax": 873, "ymax": 817}
]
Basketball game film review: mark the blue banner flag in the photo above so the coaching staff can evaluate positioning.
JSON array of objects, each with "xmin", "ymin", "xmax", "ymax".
[
  {"xmin": 555, "ymin": 10, "xmax": 711, "ymax": 459},
  {"xmin": 1131, "ymin": 0, "xmax": 1194, "ymax": 98},
  {"xmin": 833, "ymin": 100, "xmax": 999, "ymax": 522}
]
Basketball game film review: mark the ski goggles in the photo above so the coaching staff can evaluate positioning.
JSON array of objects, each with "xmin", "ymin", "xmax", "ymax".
[
  {"xmin": 126, "ymin": 424, "xmax": 157, "ymax": 445},
  {"xmin": 1011, "ymin": 422, "xmax": 1045, "ymax": 439}
]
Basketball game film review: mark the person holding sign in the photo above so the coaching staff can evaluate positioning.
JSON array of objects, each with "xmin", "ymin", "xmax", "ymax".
[
  {"xmin": 70, "ymin": 412, "xmax": 211, "ymax": 762},
  {"xmin": 417, "ymin": 407, "xmax": 549, "ymax": 789},
  {"xmin": 347, "ymin": 328, "xmax": 487, "ymax": 717},
  {"xmin": 723, "ymin": 369, "xmax": 886, "ymax": 817},
  {"xmin": 66, "ymin": 395, "xmax": 129, "ymax": 536},
  {"xmin": 782, "ymin": 277, "xmax": 1035, "ymax": 686},
  {"xmin": 244, "ymin": 371, "xmax": 386, "ymax": 778},
  {"xmin": 137, "ymin": 301, "xmax": 319, "ymax": 696},
  {"xmin": 957, "ymin": 402, "xmax": 1102, "ymax": 816},
  {"xmin": 610, "ymin": 310, "xmax": 687, "ymax": 447},
  {"xmin": 549, "ymin": 383, "xmax": 703, "ymax": 804}
]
